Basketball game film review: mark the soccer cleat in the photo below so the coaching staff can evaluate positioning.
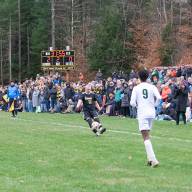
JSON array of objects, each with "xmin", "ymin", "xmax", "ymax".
[
  {"xmin": 96, "ymin": 132, "xmax": 100, "ymax": 136},
  {"xmin": 99, "ymin": 127, "xmax": 106, "ymax": 134},
  {"xmin": 151, "ymin": 160, "xmax": 159, "ymax": 168},
  {"xmin": 147, "ymin": 161, "xmax": 152, "ymax": 166},
  {"xmin": 92, "ymin": 128, "xmax": 97, "ymax": 133},
  {"xmin": 92, "ymin": 128, "xmax": 100, "ymax": 136}
]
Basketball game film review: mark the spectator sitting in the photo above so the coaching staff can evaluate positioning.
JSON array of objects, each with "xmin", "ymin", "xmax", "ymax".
[
  {"xmin": 161, "ymin": 84, "xmax": 171, "ymax": 101},
  {"xmin": 64, "ymin": 99, "xmax": 75, "ymax": 113}
]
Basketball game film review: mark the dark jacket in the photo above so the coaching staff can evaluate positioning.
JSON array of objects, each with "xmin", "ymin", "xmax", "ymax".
[
  {"xmin": 64, "ymin": 86, "xmax": 74, "ymax": 100},
  {"xmin": 121, "ymin": 88, "xmax": 130, "ymax": 107},
  {"xmin": 49, "ymin": 87, "xmax": 57, "ymax": 100},
  {"xmin": 44, "ymin": 87, "xmax": 50, "ymax": 100},
  {"xmin": 174, "ymin": 86, "xmax": 188, "ymax": 112},
  {"xmin": 106, "ymin": 86, "xmax": 115, "ymax": 97}
]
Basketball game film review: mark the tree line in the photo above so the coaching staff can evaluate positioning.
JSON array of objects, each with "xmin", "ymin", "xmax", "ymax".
[{"xmin": 0, "ymin": 0, "xmax": 191, "ymax": 83}]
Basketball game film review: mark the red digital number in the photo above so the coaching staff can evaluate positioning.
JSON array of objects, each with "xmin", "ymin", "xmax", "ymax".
[
  {"xmin": 47, "ymin": 56, "xmax": 51, "ymax": 62},
  {"xmin": 56, "ymin": 50, "xmax": 60, "ymax": 57},
  {"xmin": 60, "ymin": 50, "xmax": 65, "ymax": 56},
  {"xmin": 69, "ymin": 56, "xmax": 73, "ymax": 62},
  {"xmin": 51, "ymin": 51, "xmax": 56, "ymax": 57}
]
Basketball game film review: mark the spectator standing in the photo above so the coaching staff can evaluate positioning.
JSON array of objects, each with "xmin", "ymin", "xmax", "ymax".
[
  {"xmin": 44, "ymin": 85, "xmax": 50, "ymax": 111},
  {"xmin": 105, "ymin": 93, "xmax": 115, "ymax": 116},
  {"xmin": 128, "ymin": 82, "xmax": 137, "ymax": 118},
  {"xmin": 95, "ymin": 69, "xmax": 103, "ymax": 82},
  {"xmin": 114, "ymin": 80, "xmax": 122, "ymax": 116},
  {"xmin": 49, "ymin": 84, "xmax": 57, "ymax": 112},
  {"xmin": 106, "ymin": 81, "xmax": 115, "ymax": 100},
  {"xmin": 27, "ymin": 86, "xmax": 33, "ymax": 112},
  {"xmin": 64, "ymin": 82, "xmax": 74, "ymax": 99},
  {"xmin": 64, "ymin": 82, "xmax": 74, "ymax": 106},
  {"xmin": 39, "ymin": 89, "xmax": 47, "ymax": 112},
  {"xmin": 121, "ymin": 83, "xmax": 130, "ymax": 117},
  {"xmin": 20, "ymin": 85, "xmax": 28, "ymax": 112},
  {"xmin": 32, "ymin": 86, "xmax": 40, "ymax": 113},
  {"xmin": 174, "ymin": 80, "xmax": 188, "ymax": 125}
]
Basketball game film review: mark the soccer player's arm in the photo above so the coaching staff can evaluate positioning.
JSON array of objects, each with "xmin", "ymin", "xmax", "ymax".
[
  {"xmin": 153, "ymin": 86, "xmax": 161, "ymax": 106},
  {"xmin": 76, "ymin": 95, "xmax": 83, "ymax": 112},
  {"xmin": 95, "ymin": 101, "xmax": 102, "ymax": 111},
  {"xmin": 94, "ymin": 94, "xmax": 102, "ymax": 111},
  {"xmin": 130, "ymin": 87, "xmax": 137, "ymax": 107}
]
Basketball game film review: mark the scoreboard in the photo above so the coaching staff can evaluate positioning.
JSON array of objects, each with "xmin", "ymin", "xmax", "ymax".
[{"xmin": 41, "ymin": 50, "xmax": 75, "ymax": 70}]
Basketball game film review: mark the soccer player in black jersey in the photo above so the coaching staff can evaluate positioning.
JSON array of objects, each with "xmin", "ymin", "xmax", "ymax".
[{"xmin": 76, "ymin": 84, "xmax": 106, "ymax": 136}]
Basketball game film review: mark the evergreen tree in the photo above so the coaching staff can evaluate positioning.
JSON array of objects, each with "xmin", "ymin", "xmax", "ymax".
[
  {"xmin": 30, "ymin": 0, "xmax": 51, "ymax": 76},
  {"xmin": 88, "ymin": 6, "xmax": 135, "ymax": 75}
]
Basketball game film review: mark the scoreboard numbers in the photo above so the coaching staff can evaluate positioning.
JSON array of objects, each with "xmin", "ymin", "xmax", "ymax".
[{"xmin": 41, "ymin": 50, "xmax": 75, "ymax": 69}]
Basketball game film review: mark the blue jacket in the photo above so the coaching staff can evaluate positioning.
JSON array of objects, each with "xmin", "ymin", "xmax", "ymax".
[
  {"xmin": 7, "ymin": 86, "xmax": 19, "ymax": 99},
  {"xmin": 115, "ymin": 88, "xmax": 122, "ymax": 102}
]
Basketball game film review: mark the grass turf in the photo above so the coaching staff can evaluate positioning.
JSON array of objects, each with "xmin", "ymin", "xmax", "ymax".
[{"xmin": 0, "ymin": 112, "xmax": 191, "ymax": 192}]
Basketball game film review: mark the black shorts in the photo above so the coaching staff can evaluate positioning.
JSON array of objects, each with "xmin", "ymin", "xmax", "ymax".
[{"xmin": 83, "ymin": 110, "xmax": 98, "ymax": 120}]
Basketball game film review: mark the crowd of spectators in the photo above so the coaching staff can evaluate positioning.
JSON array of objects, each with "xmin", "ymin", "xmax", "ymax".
[{"xmin": 1, "ymin": 66, "xmax": 192, "ymax": 124}]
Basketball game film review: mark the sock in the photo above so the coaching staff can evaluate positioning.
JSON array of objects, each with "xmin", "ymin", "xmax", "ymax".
[{"xmin": 144, "ymin": 139, "xmax": 157, "ymax": 162}]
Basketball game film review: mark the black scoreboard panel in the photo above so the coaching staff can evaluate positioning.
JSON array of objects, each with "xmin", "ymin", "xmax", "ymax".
[{"xmin": 41, "ymin": 50, "xmax": 75, "ymax": 68}]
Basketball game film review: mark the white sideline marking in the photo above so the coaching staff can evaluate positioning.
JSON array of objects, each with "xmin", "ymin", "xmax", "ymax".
[{"xmin": 11, "ymin": 117, "xmax": 192, "ymax": 144}]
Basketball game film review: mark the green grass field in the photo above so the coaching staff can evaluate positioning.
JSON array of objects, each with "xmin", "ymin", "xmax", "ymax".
[{"xmin": 0, "ymin": 112, "xmax": 192, "ymax": 192}]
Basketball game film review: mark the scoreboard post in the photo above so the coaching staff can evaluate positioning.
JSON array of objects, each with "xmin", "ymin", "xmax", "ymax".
[{"xmin": 41, "ymin": 49, "xmax": 75, "ymax": 71}]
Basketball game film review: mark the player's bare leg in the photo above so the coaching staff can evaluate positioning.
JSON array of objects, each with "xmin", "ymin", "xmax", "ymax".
[{"xmin": 141, "ymin": 130, "xmax": 159, "ymax": 167}]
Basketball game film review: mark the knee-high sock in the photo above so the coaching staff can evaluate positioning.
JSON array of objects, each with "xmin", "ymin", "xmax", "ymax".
[{"xmin": 144, "ymin": 139, "xmax": 157, "ymax": 162}]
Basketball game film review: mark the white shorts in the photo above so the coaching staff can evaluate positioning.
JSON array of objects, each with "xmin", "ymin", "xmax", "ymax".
[{"xmin": 138, "ymin": 118, "xmax": 153, "ymax": 131}]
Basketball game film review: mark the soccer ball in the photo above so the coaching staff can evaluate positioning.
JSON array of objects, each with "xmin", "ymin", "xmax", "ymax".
[{"xmin": 91, "ymin": 121, "xmax": 100, "ymax": 130}]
